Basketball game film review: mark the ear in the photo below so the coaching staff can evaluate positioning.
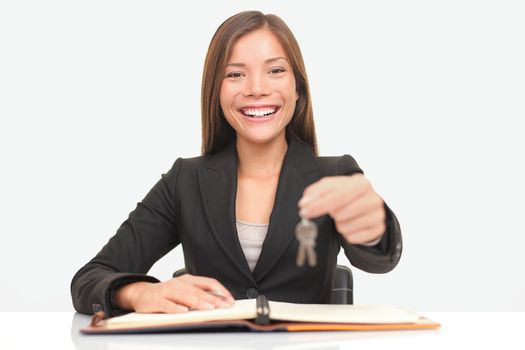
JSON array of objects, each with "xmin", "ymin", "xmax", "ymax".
[{"xmin": 295, "ymin": 89, "xmax": 299, "ymax": 101}]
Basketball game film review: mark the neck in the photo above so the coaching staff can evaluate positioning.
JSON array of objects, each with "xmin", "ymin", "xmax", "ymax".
[{"xmin": 236, "ymin": 134, "xmax": 288, "ymax": 179}]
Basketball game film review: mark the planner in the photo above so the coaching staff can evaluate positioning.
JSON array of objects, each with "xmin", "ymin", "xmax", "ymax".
[{"xmin": 81, "ymin": 295, "xmax": 440, "ymax": 334}]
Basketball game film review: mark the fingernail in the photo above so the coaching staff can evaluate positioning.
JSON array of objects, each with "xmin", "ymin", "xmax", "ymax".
[
  {"xmin": 300, "ymin": 207, "xmax": 309, "ymax": 218},
  {"xmin": 204, "ymin": 302, "xmax": 215, "ymax": 310}
]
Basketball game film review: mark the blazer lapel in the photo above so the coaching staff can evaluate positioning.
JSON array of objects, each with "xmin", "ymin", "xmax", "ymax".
[
  {"xmin": 198, "ymin": 136, "xmax": 321, "ymax": 285},
  {"xmin": 252, "ymin": 136, "xmax": 321, "ymax": 282},
  {"xmin": 198, "ymin": 141, "xmax": 257, "ymax": 285}
]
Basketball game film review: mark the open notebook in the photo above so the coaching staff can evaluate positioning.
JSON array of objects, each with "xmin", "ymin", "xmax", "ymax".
[{"xmin": 81, "ymin": 296, "xmax": 440, "ymax": 333}]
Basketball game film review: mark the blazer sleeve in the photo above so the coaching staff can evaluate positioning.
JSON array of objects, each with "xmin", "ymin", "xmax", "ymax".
[
  {"xmin": 70, "ymin": 158, "xmax": 183, "ymax": 316},
  {"xmin": 337, "ymin": 154, "xmax": 403, "ymax": 273}
]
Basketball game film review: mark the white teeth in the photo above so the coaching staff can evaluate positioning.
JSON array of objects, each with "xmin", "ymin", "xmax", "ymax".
[{"xmin": 241, "ymin": 107, "xmax": 277, "ymax": 117}]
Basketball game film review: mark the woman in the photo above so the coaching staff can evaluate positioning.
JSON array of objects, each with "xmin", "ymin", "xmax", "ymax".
[{"xmin": 71, "ymin": 11, "xmax": 402, "ymax": 316}]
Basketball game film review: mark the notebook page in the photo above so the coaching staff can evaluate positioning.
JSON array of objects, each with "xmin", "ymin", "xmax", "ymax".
[
  {"xmin": 106, "ymin": 299, "xmax": 257, "ymax": 327},
  {"xmin": 268, "ymin": 302, "xmax": 421, "ymax": 324}
]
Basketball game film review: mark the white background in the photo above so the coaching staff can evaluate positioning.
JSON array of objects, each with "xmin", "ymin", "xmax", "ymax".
[{"xmin": 1, "ymin": 0, "xmax": 523, "ymax": 312}]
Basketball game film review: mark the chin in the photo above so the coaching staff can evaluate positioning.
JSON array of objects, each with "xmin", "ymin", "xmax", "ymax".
[{"xmin": 238, "ymin": 132, "xmax": 284, "ymax": 145}]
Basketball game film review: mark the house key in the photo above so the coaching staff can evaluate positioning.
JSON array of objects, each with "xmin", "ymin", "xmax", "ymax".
[{"xmin": 295, "ymin": 213, "xmax": 318, "ymax": 267}]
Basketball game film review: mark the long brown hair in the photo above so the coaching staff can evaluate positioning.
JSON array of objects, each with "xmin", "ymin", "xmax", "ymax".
[{"xmin": 201, "ymin": 11, "xmax": 317, "ymax": 155}]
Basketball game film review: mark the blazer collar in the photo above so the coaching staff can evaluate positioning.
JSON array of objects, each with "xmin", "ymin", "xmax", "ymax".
[{"xmin": 198, "ymin": 135, "xmax": 321, "ymax": 284}]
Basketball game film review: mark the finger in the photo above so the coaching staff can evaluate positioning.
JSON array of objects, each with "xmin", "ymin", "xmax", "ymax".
[
  {"xmin": 341, "ymin": 224, "xmax": 386, "ymax": 245},
  {"xmin": 191, "ymin": 286, "xmax": 233, "ymax": 309},
  {"xmin": 180, "ymin": 275, "xmax": 235, "ymax": 303},
  {"xmin": 335, "ymin": 209, "xmax": 386, "ymax": 235},
  {"xmin": 158, "ymin": 300, "xmax": 190, "ymax": 314},
  {"xmin": 198, "ymin": 290, "xmax": 234, "ymax": 309},
  {"xmin": 300, "ymin": 178, "xmax": 370, "ymax": 219},
  {"xmin": 299, "ymin": 174, "xmax": 367, "ymax": 207},
  {"xmin": 299, "ymin": 177, "xmax": 338, "ymax": 206},
  {"xmin": 164, "ymin": 284, "xmax": 215, "ymax": 310},
  {"xmin": 331, "ymin": 192, "xmax": 384, "ymax": 222},
  {"xmin": 165, "ymin": 282, "xmax": 230, "ymax": 310},
  {"xmin": 135, "ymin": 299, "xmax": 189, "ymax": 314},
  {"xmin": 300, "ymin": 189, "xmax": 350, "ymax": 219}
]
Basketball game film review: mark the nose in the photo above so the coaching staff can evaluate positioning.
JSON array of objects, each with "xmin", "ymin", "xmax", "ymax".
[{"xmin": 243, "ymin": 73, "xmax": 270, "ymax": 97}]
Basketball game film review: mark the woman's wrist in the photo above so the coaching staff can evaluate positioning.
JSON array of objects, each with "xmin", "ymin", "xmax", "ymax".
[
  {"xmin": 360, "ymin": 235, "xmax": 383, "ymax": 247},
  {"xmin": 114, "ymin": 281, "xmax": 152, "ymax": 311}
]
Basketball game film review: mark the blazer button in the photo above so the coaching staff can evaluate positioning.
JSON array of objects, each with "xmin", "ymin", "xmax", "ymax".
[
  {"xmin": 92, "ymin": 303, "xmax": 104, "ymax": 313},
  {"xmin": 245, "ymin": 287, "xmax": 259, "ymax": 299}
]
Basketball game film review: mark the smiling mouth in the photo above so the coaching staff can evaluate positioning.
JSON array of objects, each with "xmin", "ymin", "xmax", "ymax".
[{"xmin": 240, "ymin": 106, "xmax": 280, "ymax": 118}]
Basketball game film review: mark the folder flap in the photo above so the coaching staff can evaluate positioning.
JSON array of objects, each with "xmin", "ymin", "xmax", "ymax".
[{"xmin": 90, "ymin": 311, "xmax": 107, "ymax": 327}]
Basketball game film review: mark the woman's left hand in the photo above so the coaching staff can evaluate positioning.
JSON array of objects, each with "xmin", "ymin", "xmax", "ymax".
[{"xmin": 298, "ymin": 174, "xmax": 386, "ymax": 245}]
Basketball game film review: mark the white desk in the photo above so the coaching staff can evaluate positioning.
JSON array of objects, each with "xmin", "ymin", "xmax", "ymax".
[{"xmin": 1, "ymin": 312, "xmax": 524, "ymax": 349}]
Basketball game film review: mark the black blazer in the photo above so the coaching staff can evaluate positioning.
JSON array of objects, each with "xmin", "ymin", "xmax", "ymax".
[{"xmin": 71, "ymin": 136, "xmax": 402, "ymax": 316}]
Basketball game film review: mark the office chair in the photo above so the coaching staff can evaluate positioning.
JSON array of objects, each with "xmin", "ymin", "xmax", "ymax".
[{"xmin": 173, "ymin": 264, "xmax": 353, "ymax": 305}]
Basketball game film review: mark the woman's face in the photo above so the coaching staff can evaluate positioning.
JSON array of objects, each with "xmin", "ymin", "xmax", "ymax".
[{"xmin": 220, "ymin": 29, "xmax": 298, "ymax": 146}]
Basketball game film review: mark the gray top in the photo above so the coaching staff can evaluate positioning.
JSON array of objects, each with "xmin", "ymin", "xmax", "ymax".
[{"xmin": 236, "ymin": 220, "xmax": 269, "ymax": 272}]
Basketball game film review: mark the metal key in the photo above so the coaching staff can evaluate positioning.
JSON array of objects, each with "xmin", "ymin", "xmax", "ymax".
[{"xmin": 295, "ymin": 214, "xmax": 318, "ymax": 267}]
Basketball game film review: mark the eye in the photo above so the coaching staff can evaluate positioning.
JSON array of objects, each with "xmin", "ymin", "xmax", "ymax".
[
  {"xmin": 269, "ymin": 67, "xmax": 286, "ymax": 74},
  {"xmin": 225, "ymin": 71, "xmax": 244, "ymax": 79}
]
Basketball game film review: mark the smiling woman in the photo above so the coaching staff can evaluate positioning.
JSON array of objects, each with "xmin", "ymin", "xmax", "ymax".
[
  {"xmin": 201, "ymin": 12, "xmax": 315, "ymax": 155},
  {"xmin": 71, "ymin": 10, "xmax": 403, "ymax": 317},
  {"xmin": 220, "ymin": 29, "xmax": 298, "ymax": 147}
]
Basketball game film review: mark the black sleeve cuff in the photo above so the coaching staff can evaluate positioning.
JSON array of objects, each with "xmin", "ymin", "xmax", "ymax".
[{"xmin": 339, "ymin": 202, "xmax": 402, "ymax": 273}]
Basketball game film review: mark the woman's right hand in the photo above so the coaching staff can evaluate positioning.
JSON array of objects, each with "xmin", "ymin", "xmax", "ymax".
[{"xmin": 114, "ymin": 274, "xmax": 235, "ymax": 313}]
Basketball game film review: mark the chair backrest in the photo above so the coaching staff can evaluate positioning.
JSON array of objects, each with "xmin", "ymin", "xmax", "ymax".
[
  {"xmin": 173, "ymin": 265, "xmax": 353, "ymax": 305},
  {"xmin": 331, "ymin": 265, "xmax": 353, "ymax": 304}
]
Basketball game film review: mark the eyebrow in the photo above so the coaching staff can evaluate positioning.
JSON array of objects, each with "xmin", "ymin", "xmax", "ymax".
[{"xmin": 225, "ymin": 56, "xmax": 289, "ymax": 68}]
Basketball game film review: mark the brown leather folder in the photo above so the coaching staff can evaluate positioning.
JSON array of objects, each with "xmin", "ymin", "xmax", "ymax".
[{"xmin": 81, "ymin": 296, "xmax": 441, "ymax": 334}]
